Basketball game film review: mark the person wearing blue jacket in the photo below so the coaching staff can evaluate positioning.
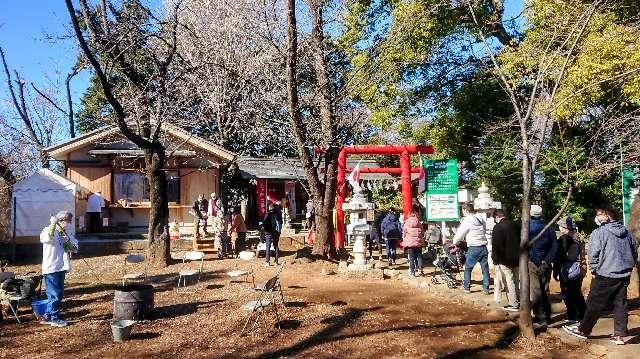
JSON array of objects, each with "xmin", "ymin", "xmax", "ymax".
[
  {"xmin": 564, "ymin": 205, "xmax": 638, "ymax": 345},
  {"xmin": 381, "ymin": 210, "xmax": 402, "ymax": 265},
  {"xmin": 528, "ymin": 204, "xmax": 558, "ymax": 328}
]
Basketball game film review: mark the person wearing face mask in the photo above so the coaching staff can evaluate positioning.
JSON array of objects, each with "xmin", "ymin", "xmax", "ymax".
[
  {"xmin": 39, "ymin": 211, "xmax": 79, "ymax": 327},
  {"xmin": 552, "ymin": 216, "xmax": 586, "ymax": 324},
  {"xmin": 564, "ymin": 205, "xmax": 638, "ymax": 345}
]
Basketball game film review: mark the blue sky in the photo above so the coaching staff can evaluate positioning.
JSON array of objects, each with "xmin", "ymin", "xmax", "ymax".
[
  {"xmin": 0, "ymin": 1, "xmax": 90, "ymax": 111},
  {"xmin": 0, "ymin": 0, "xmax": 526, "ymax": 137}
]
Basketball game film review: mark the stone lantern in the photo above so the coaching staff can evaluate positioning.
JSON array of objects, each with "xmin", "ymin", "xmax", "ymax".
[
  {"xmin": 342, "ymin": 186, "xmax": 375, "ymax": 270},
  {"xmin": 474, "ymin": 182, "xmax": 501, "ymax": 211}
]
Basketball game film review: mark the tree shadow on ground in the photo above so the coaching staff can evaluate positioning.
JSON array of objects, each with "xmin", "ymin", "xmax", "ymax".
[
  {"xmin": 252, "ymin": 308, "xmax": 513, "ymax": 359},
  {"xmin": 437, "ymin": 324, "xmax": 520, "ymax": 358},
  {"xmin": 252, "ymin": 306, "xmax": 381, "ymax": 359},
  {"xmin": 129, "ymin": 331, "xmax": 161, "ymax": 340},
  {"xmin": 150, "ymin": 299, "xmax": 226, "ymax": 320},
  {"xmin": 276, "ymin": 319, "xmax": 301, "ymax": 330},
  {"xmin": 64, "ymin": 282, "xmax": 120, "ymax": 297},
  {"xmin": 284, "ymin": 301, "xmax": 307, "ymax": 308},
  {"xmin": 64, "ymin": 293, "xmax": 112, "ymax": 308}
]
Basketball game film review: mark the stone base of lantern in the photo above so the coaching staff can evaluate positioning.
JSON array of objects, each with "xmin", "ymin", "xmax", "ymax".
[
  {"xmin": 280, "ymin": 224, "xmax": 296, "ymax": 236},
  {"xmin": 347, "ymin": 263, "xmax": 374, "ymax": 271}
]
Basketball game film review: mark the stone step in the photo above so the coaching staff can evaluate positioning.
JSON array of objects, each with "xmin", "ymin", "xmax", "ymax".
[{"xmin": 195, "ymin": 243, "xmax": 216, "ymax": 249}]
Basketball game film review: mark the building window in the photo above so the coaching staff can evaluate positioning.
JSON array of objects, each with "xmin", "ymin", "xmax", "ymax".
[
  {"xmin": 113, "ymin": 171, "xmax": 180, "ymax": 204},
  {"xmin": 114, "ymin": 172, "xmax": 149, "ymax": 203}
]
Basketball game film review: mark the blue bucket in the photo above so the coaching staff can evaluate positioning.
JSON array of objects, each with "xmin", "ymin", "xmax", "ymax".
[{"xmin": 31, "ymin": 299, "xmax": 48, "ymax": 318}]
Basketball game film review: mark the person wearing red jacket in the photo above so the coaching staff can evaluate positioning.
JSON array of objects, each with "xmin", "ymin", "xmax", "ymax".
[{"xmin": 402, "ymin": 204, "xmax": 425, "ymax": 277}]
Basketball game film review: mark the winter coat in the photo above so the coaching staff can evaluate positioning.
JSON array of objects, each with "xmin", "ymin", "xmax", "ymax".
[
  {"xmin": 588, "ymin": 221, "xmax": 638, "ymax": 278},
  {"xmin": 553, "ymin": 233, "xmax": 582, "ymax": 280},
  {"xmin": 192, "ymin": 199, "xmax": 208, "ymax": 219},
  {"xmin": 381, "ymin": 212, "xmax": 402, "ymax": 239},
  {"xmin": 229, "ymin": 213, "xmax": 247, "ymax": 234},
  {"xmin": 453, "ymin": 214, "xmax": 487, "ymax": 247},
  {"xmin": 40, "ymin": 224, "xmax": 78, "ymax": 275},
  {"xmin": 263, "ymin": 209, "xmax": 283, "ymax": 235},
  {"xmin": 402, "ymin": 214, "xmax": 424, "ymax": 248},
  {"xmin": 491, "ymin": 218, "xmax": 520, "ymax": 267},
  {"xmin": 528, "ymin": 218, "xmax": 558, "ymax": 266}
]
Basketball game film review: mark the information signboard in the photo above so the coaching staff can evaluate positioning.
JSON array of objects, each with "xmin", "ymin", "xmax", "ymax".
[
  {"xmin": 423, "ymin": 159, "xmax": 460, "ymax": 221},
  {"xmin": 622, "ymin": 165, "xmax": 640, "ymax": 226}
]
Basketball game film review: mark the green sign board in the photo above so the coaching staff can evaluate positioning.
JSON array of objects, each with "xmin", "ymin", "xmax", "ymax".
[
  {"xmin": 622, "ymin": 164, "xmax": 640, "ymax": 226},
  {"xmin": 423, "ymin": 159, "xmax": 459, "ymax": 221}
]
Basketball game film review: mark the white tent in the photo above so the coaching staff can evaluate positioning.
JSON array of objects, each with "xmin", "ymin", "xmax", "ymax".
[{"xmin": 12, "ymin": 169, "xmax": 89, "ymax": 237}]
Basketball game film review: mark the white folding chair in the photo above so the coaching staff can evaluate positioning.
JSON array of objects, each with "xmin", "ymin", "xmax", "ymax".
[
  {"xmin": 177, "ymin": 251, "xmax": 205, "ymax": 293},
  {"xmin": 226, "ymin": 250, "xmax": 255, "ymax": 289},
  {"xmin": 122, "ymin": 254, "xmax": 148, "ymax": 286},
  {"xmin": 255, "ymin": 262, "xmax": 285, "ymax": 305},
  {"xmin": 240, "ymin": 275, "xmax": 281, "ymax": 336}
]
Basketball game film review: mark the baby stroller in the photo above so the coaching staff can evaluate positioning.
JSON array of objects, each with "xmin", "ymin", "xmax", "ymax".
[{"xmin": 431, "ymin": 242, "xmax": 466, "ymax": 289}]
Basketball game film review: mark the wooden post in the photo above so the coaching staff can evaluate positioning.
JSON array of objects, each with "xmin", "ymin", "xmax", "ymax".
[{"xmin": 11, "ymin": 196, "xmax": 16, "ymax": 262}]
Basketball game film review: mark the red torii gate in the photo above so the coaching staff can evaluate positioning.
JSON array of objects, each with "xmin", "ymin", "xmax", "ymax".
[{"xmin": 335, "ymin": 145, "xmax": 435, "ymax": 248}]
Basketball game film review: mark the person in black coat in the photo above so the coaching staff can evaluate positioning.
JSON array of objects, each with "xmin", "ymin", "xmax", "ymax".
[
  {"xmin": 553, "ymin": 216, "xmax": 586, "ymax": 324},
  {"xmin": 491, "ymin": 209, "xmax": 520, "ymax": 311}
]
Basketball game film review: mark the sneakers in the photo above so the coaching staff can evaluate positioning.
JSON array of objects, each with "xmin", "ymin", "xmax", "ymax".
[
  {"xmin": 48, "ymin": 318, "xmax": 68, "ymax": 327},
  {"xmin": 502, "ymin": 305, "xmax": 519, "ymax": 312},
  {"xmin": 262, "ymin": 262, "xmax": 270, "ymax": 267},
  {"xmin": 563, "ymin": 324, "xmax": 587, "ymax": 339},
  {"xmin": 463, "ymin": 288, "xmax": 471, "ymax": 294},
  {"xmin": 482, "ymin": 290, "xmax": 491, "ymax": 295},
  {"xmin": 610, "ymin": 335, "xmax": 625, "ymax": 345},
  {"xmin": 433, "ymin": 258, "xmax": 440, "ymax": 267},
  {"xmin": 564, "ymin": 319, "xmax": 579, "ymax": 325}
]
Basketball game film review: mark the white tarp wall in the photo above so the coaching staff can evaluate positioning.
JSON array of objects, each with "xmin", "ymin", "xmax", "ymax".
[{"xmin": 12, "ymin": 169, "xmax": 80, "ymax": 237}]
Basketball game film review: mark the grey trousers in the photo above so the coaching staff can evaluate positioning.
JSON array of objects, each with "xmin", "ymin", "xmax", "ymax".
[
  {"xmin": 529, "ymin": 261, "xmax": 552, "ymax": 325},
  {"xmin": 497, "ymin": 264, "xmax": 520, "ymax": 307}
]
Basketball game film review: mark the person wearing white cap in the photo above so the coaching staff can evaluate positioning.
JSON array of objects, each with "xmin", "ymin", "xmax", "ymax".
[
  {"xmin": 528, "ymin": 204, "xmax": 558, "ymax": 329},
  {"xmin": 39, "ymin": 211, "xmax": 79, "ymax": 327}
]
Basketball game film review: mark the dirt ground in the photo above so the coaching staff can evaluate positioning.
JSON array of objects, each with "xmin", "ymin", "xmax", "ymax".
[{"xmin": 0, "ymin": 249, "xmax": 596, "ymax": 359}]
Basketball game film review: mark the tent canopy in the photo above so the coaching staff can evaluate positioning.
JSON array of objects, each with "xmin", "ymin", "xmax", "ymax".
[{"xmin": 12, "ymin": 169, "xmax": 89, "ymax": 237}]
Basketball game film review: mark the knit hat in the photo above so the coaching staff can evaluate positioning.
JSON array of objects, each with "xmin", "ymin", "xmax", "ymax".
[
  {"xmin": 55, "ymin": 211, "xmax": 73, "ymax": 222},
  {"xmin": 530, "ymin": 205, "xmax": 543, "ymax": 217},
  {"xmin": 557, "ymin": 216, "xmax": 574, "ymax": 231}
]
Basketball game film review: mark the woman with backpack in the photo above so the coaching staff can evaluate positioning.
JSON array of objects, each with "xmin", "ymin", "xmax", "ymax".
[{"xmin": 553, "ymin": 216, "xmax": 586, "ymax": 324}]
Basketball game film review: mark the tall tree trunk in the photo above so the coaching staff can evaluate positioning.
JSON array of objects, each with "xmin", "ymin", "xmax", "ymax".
[
  {"xmin": 308, "ymin": 0, "xmax": 339, "ymax": 258},
  {"xmin": 145, "ymin": 148, "xmax": 170, "ymax": 266},
  {"xmin": 518, "ymin": 153, "xmax": 535, "ymax": 338}
]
